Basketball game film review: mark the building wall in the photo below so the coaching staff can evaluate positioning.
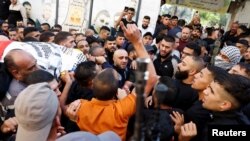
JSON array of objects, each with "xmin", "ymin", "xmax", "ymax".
[{"xmin": 233, "ymin": 1, "xmax": 250, "ymax": 27}]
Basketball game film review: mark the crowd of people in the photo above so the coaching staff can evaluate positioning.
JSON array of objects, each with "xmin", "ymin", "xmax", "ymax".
[{"xmin": 1, "ymin": 1, "xmax": 250, "ymax": 141}]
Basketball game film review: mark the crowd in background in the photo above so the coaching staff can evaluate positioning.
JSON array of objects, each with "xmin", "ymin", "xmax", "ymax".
[{"xmin": 1, "ymin": 0, "xmax": 250, "ymax": 141}]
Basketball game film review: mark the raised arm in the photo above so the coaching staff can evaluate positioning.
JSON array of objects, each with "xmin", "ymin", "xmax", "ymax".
[
  {"xmin": 114, "ymin": 11, "xmax": 127, "ymax": 29},
  {"xmin": 120, "ymin": 22, "xmax": 158, "ymax": 96}
]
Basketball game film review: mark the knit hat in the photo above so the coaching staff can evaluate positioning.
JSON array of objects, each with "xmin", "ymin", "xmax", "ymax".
[
  {"xmin": 15, "ymin": 82, "xmax": 59, "ymax": 141},
  {"xmin": 220, "ymin": 46, "xmax": 241, "ymax": 65}
]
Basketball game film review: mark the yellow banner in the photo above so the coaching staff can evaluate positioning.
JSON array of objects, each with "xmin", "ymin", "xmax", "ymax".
[{"xmin": 166, "ymin": 0, "xmax": 231, "ymax": 13}]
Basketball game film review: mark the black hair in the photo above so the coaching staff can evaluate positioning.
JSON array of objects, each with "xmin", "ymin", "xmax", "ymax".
[
  {"xmin": 39, "ymin": 31, "xmax": 55, "ymax": 42},
  {"xmin": 27, "ymin": 21, "xmax": 35, "ymax": 26},
  {"xmin": 100, "ymin": 26, "xmax": 110, "ymax": 32},
  {"xmin": 86, "ymin": 35, "xmax": 100, "ymax": 45},
  {"xmin": 144, "ymin": 15, "xmax": 150, "ymax": 20},
  {"xmin": 156, "ymin": 76, "xmax": 177, "ymax": 107},
  {"xmin": 24, "ymin": 69, "xmax": 55, "ymax": 85},
  {"xmin": 74, "ymin": 61, "xmax": 97, "ymax": 87},
  {"xmin": 185, "ymin": 41, "xmax": 201, "ymax": 56},
  {"xmin": 8, "ymin": 27, "xmax": 17, "ymax": 32},
  {"xmin": 206, "ymin": 27, "xmax": 215, "ymax": 36},
  {"xmin": 162, "ymin": 35, "xmax": 175, "ymax": 43},
  {"xmin": 23, "ymin": 36, "xmax": 39, "ymax": 42},
  {"xmin": 22, "ymin": 1, "xmax": 31, "ymax": 6},
  {"xmin": 23, "ymin": 27, "xmax": 39, "ymax": 37},
  {"xmin": 53, "ymin": 24, "xmax": 62, "ymax": 30},
  {"xmin": 41, "ymin": 23, "xmax": 51, "ymax": 29},
  {"xmin": 116, "ymin": 32, "xmax": 124, "ymax": 38},
  {"xmin": 214, "ymin": 73, "xmax": 250, "ymax": 107},
  {"xmin": 155, "ymin": 33, "xmax": 166, "ymax": 44},
  {"xmin": 54, "ymin": 31, "xmax": 72, "ymax": 44},
  {"xmin": 105, "ymin": 36, "xmax": 116, "ymax": 42},
  {"xmin": 237, "ymin": 39, "xmax": 249, "ymax": 47},
  {"xmin": 171, "ymin": 16, "xmax": 178, "ymax": 20},
  {"xmin": 162, "ymin": 14, "xmax": 171, "ymax": 18},
  {"xmin": 128, "ymin": 7, "xmax": 135, "ymax": 12},
  {"xmin": 177, "ymin": 19, "xmax": 186, "ymax": 27},
  {"xmin": 93, "ymin": 68, "xmax": 118, "ymax": 100},
  {"xmin": 238, "ymin": 63, "xmax": 250, "ymax": 78},
  {"xmin": 207, "ymin": 65, "xmax": 227, "ymax": 79}
]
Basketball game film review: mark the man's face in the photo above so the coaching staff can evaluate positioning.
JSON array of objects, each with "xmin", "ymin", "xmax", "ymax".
[
  {"xmin": 114, "ymin": 50, "xmax": 128, "ymax": 69},
  {"xmin": 62, "ymin": 36, "xmax": 76, "ymax": 48},
  {"xmin": 75, "ymin": 35, "xmax": 86, "ymax": 43},
  {"xmin": 16, "ymin": 21, "xmax": 24, "ymax": 27},
  {"xmin": 70, "ymin": 30, "xmax": 77, "ymax": 39},
  {"xmin": 192, "ymin": 68, "xmax": 213, "ymax": 91},
  {"xmin": 202, "ymin": 81, "xmax": 229, "ymax": 111},
  {"xmin": 181, "ymin": 27, "xmax": 191, "ymax": 41},
  {"xmin": 15, "ymin": 55, "xmax": 39, "ymax": 81},
  {"xmin": 105, "ymin": 40, "xmax": 117, "ymax": 52},
  {"xmin": 228, "ymin": 65, "xmax": 248, "ymax": 78},
  {"xmin": 142, "ymin": 35, "xmax": 153, "ymax": 46},
  {"xmin": 231, "ymin": 23, "xmax": 239, "ymax": 34},
  {"xmin": 17, "ymin": 27, "xmax": 24, "ymax": 40},
  {"xmin": 9, "ymin": 31, "xmax": 17, "ymax": 41},
  {"xmin": 244, "ymin": 48, "xmax": 250, "ymax": 62},
  {"xmin": 174, "ymin": 38, "xmax": 180, "ymax": 49},
  {"xmin": 101, "ymin": 30, "xmax": 110, "ymax": 40},
  {"xmin": 142, "ymin": 18, "xmax": 150, "ymax": 27},
  {"xmin": 192, "ymin": 29, "xmax": 201, "ymax": 38},
  {"xmin": 1, "ymin": 23, "xmax": 8, "ymax": 31},
  {"xmin": 162, "ymin": 16, "xmax": 171, "ymax": 26},
  {"xmin": 171, "ymin": 18, "xmax": 178, "ymax": 27},
  {"xmin": 116, "ymin": 36, "xmax": 125, "ymax": 47},
  {"xmin": 24, "ymin": 4, "xmax": 32, "ymax": 18},
  {"xmin": 77, "ymin": 40, "xmax": 90, "ymax": 55},
  {"xmin": 175, "ymin": 56, "xmax": 192, "ymax": 80},
  {"xmin": 181, "ymin": 47, "xmax": 194, "ymax": 60},
  {"xmin": 27, "ymin": 31, "xmax": 41, "ymax": 41},
  {"xmin": 93, "ymin": 48, "xmax": 106, "ymax": 57},
  {"xmin": 127, "ymin": 10, "xmax": 135, "ymax": 20},
  {"xmin": 236, "ymin": 43, "xmax": 247, "ymax": 55},
  {"xmin": 41, "ymin": 25, "xmax": 50, "ymax": 31},
  {"xmin": 159, "ymin": 39, "xmax": 173, "ymax": 58}
]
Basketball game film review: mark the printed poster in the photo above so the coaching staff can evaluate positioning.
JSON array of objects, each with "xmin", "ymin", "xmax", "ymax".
[
  {"xmin": 20, "ymin": 0, "xmax": 56, "ymax": 27},
  {"xmin": 58, "ymin": 0, "xmax": 91, "ymax": 32}
]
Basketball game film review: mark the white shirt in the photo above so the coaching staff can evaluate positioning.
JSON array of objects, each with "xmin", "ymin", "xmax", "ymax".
[
  {"xmin": 9, "ymin": 3, "xmax": 27, "ymax": 26},
  {"xmin": 139, "ymin": 26, "xmax": 155, "ymax": 36}
]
